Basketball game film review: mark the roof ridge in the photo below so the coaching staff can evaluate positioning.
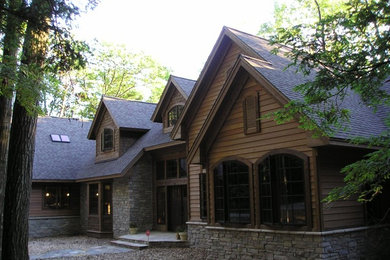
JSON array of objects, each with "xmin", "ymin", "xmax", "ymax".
[
  {"xmin": 103, "ymin": 95, "xmax": 157, "ymax": 105},
  {"xmin": 171, "ymin": 75, "xmax": 196, "ymax": 82},
  {"xmin": 225, "ymin": 26, "xmax": 293, "ymax": 52},
  {"xmin": 38, "ymin": 116, "xmax": 91, "ymax": 122}
]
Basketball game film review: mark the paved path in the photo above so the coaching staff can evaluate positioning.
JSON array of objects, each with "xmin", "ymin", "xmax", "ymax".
[{"xmin": 30, "ymin": 245, "xmax": 132, "ymax": 259}]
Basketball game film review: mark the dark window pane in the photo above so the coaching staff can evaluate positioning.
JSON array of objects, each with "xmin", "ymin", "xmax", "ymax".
[
  {"xmin": 103, "ymin": 184, "xmax": 112, "ymax": 215},
  {"xmin": 44, "ymin": 186, "xmax": 58, "ymax": 209},
  {"xmin": 101, "ymin": 128, "xmax": 114, "ymax": 151},
  {"xmin": 157, "ymin": 187, "xmax": 166, "ymax": 224},
  {"xmin": 179, "ymin": 158, "xmax": 187, "ymax": 177},
  {"xmin": 89, "ymin": 184, "xmax": 99, "ymax": 215},
  {"xmin": 214, "ymin": 160, "xmax": 250, "ymax": 224},
  {"xmin": 166, "ymin": 159, "xmax": 178, "ymax": 179},
  {"xmin": 156, "ymin": 161, "xmax": 165, "ymax": 180},
  {"xmin": 259, "ymin": 154, "xmax": 306, "ymax": 226},
  {"xmin": 60, "ymin": 186, "xmax": 70, "ymax": 208}
]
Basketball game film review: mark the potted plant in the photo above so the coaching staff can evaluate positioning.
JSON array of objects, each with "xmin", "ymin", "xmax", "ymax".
[
  {"xmin": 176, "ymin": 225, "xmax": 187, "ymax": 241},
  {"xmin": 129, "ymin": 223, "xmax": 138, "ymax": 234}
]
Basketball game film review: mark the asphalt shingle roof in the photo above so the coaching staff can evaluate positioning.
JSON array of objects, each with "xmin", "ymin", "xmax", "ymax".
[
  {"xmin": 171, "ymin": 76, "xmax": 196, "ymax": 97},
  {"xmin": 103, "ymin": 96, "xmax": 157, "ymax": 130},
  {"xmin": 33, "ymin": 117, "xmax": 95, "ymax": 180},
  {"xmin": 228, "ymin": 28, "xmax": 388, "ymax": 139}
]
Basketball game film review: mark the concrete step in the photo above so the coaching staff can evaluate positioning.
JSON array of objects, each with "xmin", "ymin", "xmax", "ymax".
[{"xmin": 111, "ymin": 240, "xmax": 149, "ymax": 250}]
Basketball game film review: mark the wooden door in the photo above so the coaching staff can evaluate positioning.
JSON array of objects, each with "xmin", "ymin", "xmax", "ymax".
[{"xmin": 167, "ymin": 185, "xmax": 187, "ymax": 231}]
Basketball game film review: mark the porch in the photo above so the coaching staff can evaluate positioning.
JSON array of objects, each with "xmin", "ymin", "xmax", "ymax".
[{"xmin": 111, "ymin": 231, "xmax": 188, "ymax": 250}]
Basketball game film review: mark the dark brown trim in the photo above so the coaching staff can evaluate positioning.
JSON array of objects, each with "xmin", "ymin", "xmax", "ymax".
[{"xmin": 254, "ymin": 149, "xmax": 313, "ymax": 231}]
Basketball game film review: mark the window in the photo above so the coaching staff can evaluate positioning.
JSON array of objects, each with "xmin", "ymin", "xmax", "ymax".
[
  {"xmin": 200, "ymin": 173, "xmax": 208, "ymax": 220},
  {"xmin": 179, "ymin": 158, "xmax": 187, "ymax": 177},
  {"xmin": 156, "ymin": 187, "xmax": 166, "ymax": 224},
  {"xmin": 167, "ymin": 105, "xmax": 184, "ymax": 127},
  {"xmin": 258, "ymin": 154, "xmax": 306, "ymax": 226},
  {"xmin": 43, "ymin": 185, "xmax": 70, "ymax": 209},
  {"xmin": 243, "ymin": 93, "xmax": 260, "ymax": 134},
  {"xmin": 155, "ymin": 158, "xmax": 187, "ymax": 180},
  {"xmin": 89, "ymin": 184, "xmax": 99, "ymax": 215},
  {"xmin": 50, "ymin": 134, "xmax": 70, "ymax": 143},
  {"xmin": 166, "ymin": 159, "xmax": 177, "ymax": 179},
  {"xmin": 214, "ymin": 160, "xmax": 250, "ymax": 224},
  {"xmin": 101, "ymin": 128, "xmax": 114, "ymax": 151},
  {"xmin": 156, "ymin": 161, "xmax": 165, "ymax": 180}
]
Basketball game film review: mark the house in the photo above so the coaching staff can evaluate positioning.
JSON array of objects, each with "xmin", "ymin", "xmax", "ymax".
[{"xmin": 30, "ymin": 27, "xmax": 390, "ymax": 258}]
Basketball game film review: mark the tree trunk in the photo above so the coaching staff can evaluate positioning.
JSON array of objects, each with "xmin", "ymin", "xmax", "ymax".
[
  {"xmin": 1, "ymin": 100, "xmax": 37, "ymax": 260},
  {"xmin": 0, "ymin": 1, "xmax": 25, "ymax": 259},
  {"xmin": 2, "ymin": 0, "xmax": 51, "ymax": 258}
]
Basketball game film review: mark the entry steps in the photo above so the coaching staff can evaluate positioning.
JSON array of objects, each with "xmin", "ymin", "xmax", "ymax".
[{"xmin": 111, "ymin": 232, "xmax": 188, "ymax": 250}]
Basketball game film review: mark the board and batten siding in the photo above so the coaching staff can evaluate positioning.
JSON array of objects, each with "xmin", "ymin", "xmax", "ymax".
[
  {"xmin": 187, "ymin": 43, "xmax": 241, "ymax": 151},
  {"xmin": 95, "ymin": 109, "xmax": 120, "ymax": 162},
  {"xmin": 30, "ymin": 183, "xmax": 80, "ymax": 217},
  {"xmin": 317, "ymin": 146, "xmax": 366, "ymax": 230},
  {"xmin": 203, "ymin": 77, "xmax": 320, "ymax": 230}
]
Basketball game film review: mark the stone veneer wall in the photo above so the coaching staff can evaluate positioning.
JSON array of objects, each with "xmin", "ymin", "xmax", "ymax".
[
  {"xmin": 112, "ymin": 176, "xmax": 131, "ymax": 237},
  {"xmin": 128, "ymin": 154, "xmax": 153, "ymax": 232},
  {"xmin": 187, "ymin": 223, "xmax": 390, "ymax": 259},
  {"xmin": 29, "ymin": 216, "xmax": 80, "ymax": 238},
  {"xmin": 112, "ymin": 154, "xmax": 153, "ymax": 237}
]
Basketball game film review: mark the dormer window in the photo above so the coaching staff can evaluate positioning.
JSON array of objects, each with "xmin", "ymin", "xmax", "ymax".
[
  {"xmin": 168, "ymin": 105, "xmax": 184, "ymax": 127},
  {"xmin": 101, "ymin": 128, "xmax": 114, "ymax": 151}
]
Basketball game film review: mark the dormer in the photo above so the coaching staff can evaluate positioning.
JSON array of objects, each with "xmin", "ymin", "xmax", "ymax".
[
  {"xmin": 151, "ymin": 75, "xmax": 196, "ymax": 133},
  {"xmin": 88, "ymin": 96, "xmax": 157, "ymax": 163}
]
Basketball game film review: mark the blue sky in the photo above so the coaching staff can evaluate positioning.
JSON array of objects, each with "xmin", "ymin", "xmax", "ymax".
[{"xmin": 72, "ymin": 0, "xmax": 275, "ymax": 80}]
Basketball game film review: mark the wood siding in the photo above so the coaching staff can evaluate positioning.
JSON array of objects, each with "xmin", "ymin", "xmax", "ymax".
[
  {"xmin": 95, "ymin": 109, "xmax": 119, "ymax": 162},
  {"xmin": 163, "ymin": 88, "xmax": 186, "ymax": 131},
  {"xmin": 187, "ymin": 43, "xmax": 241, "ymax": 151},
  {"xmin": 317, "ymin": 146, "xmax": 367, "ymax": 230},
  {"xmin": 30, "ymin": 183, "xmax": 80, "ymax": 217}
]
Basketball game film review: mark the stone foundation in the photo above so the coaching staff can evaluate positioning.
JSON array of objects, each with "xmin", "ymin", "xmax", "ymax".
[
  {"xmin": 187, "ymin": 222, "xmax": 390, "ymax": 259},
  {"xmin": 29, "ymin": 216, "xmax": 80, "ymax": 238}
]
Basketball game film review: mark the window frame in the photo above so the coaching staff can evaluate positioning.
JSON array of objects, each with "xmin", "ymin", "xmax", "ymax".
[
  {"xmin": 255, "ymin": 150, "xmax": 312, "ymax": 230},
  {"xmin": 212, "ymin": 159, "xmax": 253, "ymax": 227},
  {"xmin": 167, "ymin": 105, "xmax": 184, "ymax": 128},
  {"xmin": 42, "ymin": 185, "xmax": 71, "ymax": 210},
  {"xmin": 101, "ymin": 128, "xmax": 114, "ymax": 152}
]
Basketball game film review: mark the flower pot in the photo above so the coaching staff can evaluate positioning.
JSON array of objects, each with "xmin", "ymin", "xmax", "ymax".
[
  {"xmin": 129, "ymin": 227, "xmax": 138, "ymax": 234},
  {"xmin": 179, "ymin": 232, "xmax": 187, "ymax": 241}
]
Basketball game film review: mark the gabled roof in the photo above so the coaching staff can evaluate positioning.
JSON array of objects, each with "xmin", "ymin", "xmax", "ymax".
[
  {"xmin": 173, "ymin": 26, "xmax": 389, "ymax": 145},
  {"xmin": 33, "ymin": 117, "xmax": 95, "ymax": 181},
  {"xmin": 151, "ymin": 75, "xmax": 196, "ymax": 123},
  {"xmin": 88, "ymin": 96, "xmax": 157, "ymax": 139}
]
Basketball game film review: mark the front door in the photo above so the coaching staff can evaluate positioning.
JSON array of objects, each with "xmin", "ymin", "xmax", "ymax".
[{"xmin": 167, "ymin": 185, "xmax": 187, "ymax": 231}]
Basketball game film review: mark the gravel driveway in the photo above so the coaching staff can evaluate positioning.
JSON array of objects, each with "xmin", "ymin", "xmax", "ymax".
[{"xmin": 29, "ymin": 236, "xmax": 209, "ymax": 260}]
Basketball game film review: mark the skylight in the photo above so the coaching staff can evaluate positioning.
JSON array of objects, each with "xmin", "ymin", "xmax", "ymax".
[{"xmin": 50, "ymin": 134, "xmax": 70, "ymax": 143}]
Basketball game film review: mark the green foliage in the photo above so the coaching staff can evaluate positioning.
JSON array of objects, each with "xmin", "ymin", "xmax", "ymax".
[
  {"xmin": 268, "ymin": 0, "xmax": 390, "ymax": 203},
  {"xmin": 42, "ymin": 42, "xmax": 170, "ymax": 119}
]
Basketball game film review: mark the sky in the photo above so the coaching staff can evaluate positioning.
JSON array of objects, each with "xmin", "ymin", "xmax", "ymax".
[{"xmin": 73, "ymin": 0, "xmax": 275, "ymax": 80}]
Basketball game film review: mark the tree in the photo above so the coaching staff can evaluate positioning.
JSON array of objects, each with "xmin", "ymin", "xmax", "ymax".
[
  {"xmin": 258, "ymin": 0, "xmax": 348, "ymax": 38},
  {"xmin": 268, "ymin": 0, "xmax": 390, "ymax": 203},
  {"xmin": 42, "ymin": 42, "xmax": 170, "ymax": 119},
  {"xmin": 0, "ymin": 0, "xmax": 94, "ymax": 259}
]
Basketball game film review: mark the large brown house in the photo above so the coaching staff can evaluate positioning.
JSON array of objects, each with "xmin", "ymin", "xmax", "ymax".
[{"xmin": 30, "ymin": 27, "xmax": 389, "ymax": 258}]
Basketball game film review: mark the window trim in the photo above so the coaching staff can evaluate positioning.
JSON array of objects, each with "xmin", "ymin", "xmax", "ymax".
[
  {"xmin": 101, "ymin": 128, "xmax": 114, "ymax": 152},
  {"xmin": 42, "ymin": 184, "xmax": 71, "ymax": 210},
  {"xmin": 211, "ymin": 157, "xmax": 254, "ymax": 227},
  {"xmin": 166, "ymin": 104, "xmax": 184, "ymax": 128},
  {"xmin": 254, "ymin": 149, "xmax": 312, "ymax": 231}
]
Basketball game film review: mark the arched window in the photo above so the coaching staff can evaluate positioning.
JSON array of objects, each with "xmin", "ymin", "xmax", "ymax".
[
  {"xmin": 101, "ymin": 128, "xmax": 114, "ymax": 151},
  {"xmin": 214, "ymin": 160, "xmax": 250, "ymax": 224},
  {"xmin": 258, "ymin": 154, "xmax": 306, "ymax": 225},
  {"xmin": 167, "ymin": 105, "xmax": 184, "ymax": 127}
]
